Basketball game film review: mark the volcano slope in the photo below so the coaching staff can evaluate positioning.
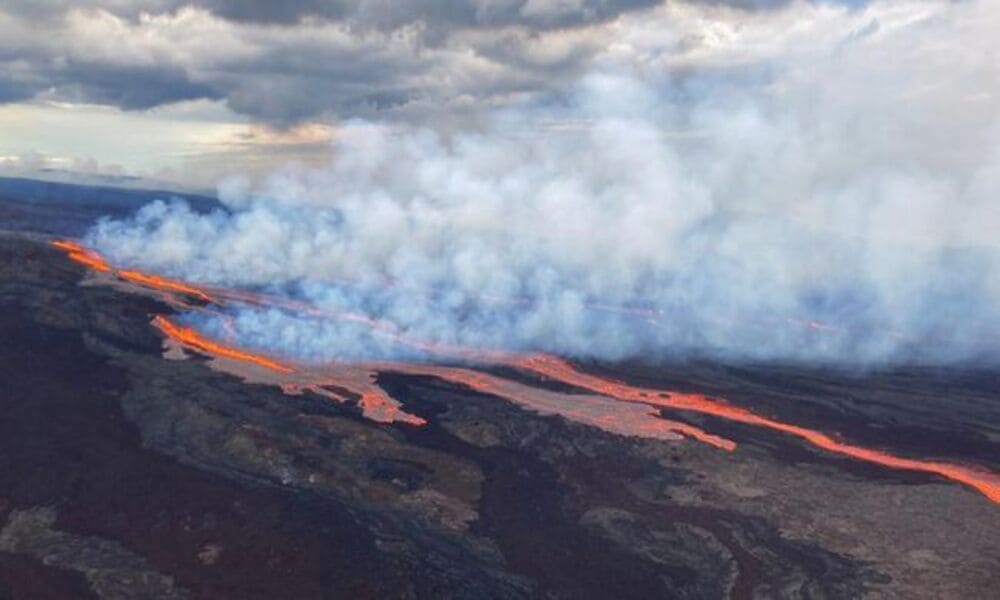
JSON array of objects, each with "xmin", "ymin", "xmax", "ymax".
[{"xmin": 0, "ymin": 231, "xmax": 998, "ymax": 599}]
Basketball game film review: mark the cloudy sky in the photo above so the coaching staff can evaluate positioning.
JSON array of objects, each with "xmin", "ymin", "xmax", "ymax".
[
  {"xmin": 0, "ymin": 0, "xmax": 902, "ymax": 188},
  {"xmin": 44, "ymin": 0, "xmax": 993, "ymax": 365}
]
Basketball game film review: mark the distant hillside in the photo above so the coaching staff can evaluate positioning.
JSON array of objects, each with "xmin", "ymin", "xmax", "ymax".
[{"xmin": 0, "ymin": 176, "xmax": 222, "ymax": 237}]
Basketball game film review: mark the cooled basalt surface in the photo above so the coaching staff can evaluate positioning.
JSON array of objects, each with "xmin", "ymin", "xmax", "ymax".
[{"xmin": 1, "ymin": 232, "xmax": 998, "ymax": 599}]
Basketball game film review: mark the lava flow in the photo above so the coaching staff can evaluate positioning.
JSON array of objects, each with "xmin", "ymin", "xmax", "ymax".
[
  {"xmin": 511, "ymin": 354, "xmax": 1000, "ymax": 504},
  {"xmin": 120, "ymin": 270, "xmax": 215, "ymax": 303},
  {"xmin": 150, "ymin": 310, "xmax": 707, "ymax": 437},
  {"xmin": 152, "ymin": 314, "xmax": 425, "ymax": 426},
  {"xmin": 52, "ymin": 239, "xmax": 212, "ymax": 304},
  {"xmin": 50, "ymin": 238, "xmax": 1000, "ymax": 504},
  {"xmin": 152, "ymin": 315, "xmax": 293, "ymax": 373},
  {"xmin": 52, "ymin": 240, "xmax": 111, "ymax": 272},
  {"xmin": 384, "ymin": 363, "xmax": 735, "ymax": 450}
]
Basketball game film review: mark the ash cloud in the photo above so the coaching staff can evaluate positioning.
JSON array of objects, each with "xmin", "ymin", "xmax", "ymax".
[{"xmin": 87, "ymin": 0, "xmax": 1000, "ymax": 366}]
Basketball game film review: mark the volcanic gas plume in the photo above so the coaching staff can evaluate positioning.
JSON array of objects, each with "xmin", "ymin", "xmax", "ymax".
[
  {"xmin": 51, "ymin": 240, "xmax": 1000, "ymax": 504},
  {"xmin": 84, "ymin": 21, "xmax": 1000, "ymax": 366}
]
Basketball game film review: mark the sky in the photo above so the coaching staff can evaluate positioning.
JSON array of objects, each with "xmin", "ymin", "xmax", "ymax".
[{"xmin": 0, "ymin": 0, "xmax": 894, "ymax": 189}]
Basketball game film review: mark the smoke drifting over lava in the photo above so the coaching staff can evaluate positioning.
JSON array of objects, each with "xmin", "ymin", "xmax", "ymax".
[
  {"xmin": 48, "ymin": 240, "xmax": 1000, "ymax": 504},
  {"xmin": 86, "ymin": 0, "xmax": 1000, "ymax": 366}
]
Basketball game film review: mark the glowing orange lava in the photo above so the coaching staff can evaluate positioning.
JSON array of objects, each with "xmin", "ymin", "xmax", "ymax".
[
  {"xmin": 51, "ymin": 240, "xmax": 86, "ymax": 253},
  {"xmin": 389, "ymin": 364, "xmax": 735, "ymax": 449},
  {"xmin": 287, "ymin": 375, "xmax": 427, "ymax": 427},
  {"xmin": 53, "ymin": 240, "xmax": 111, "ymax": 272},
  {"xmin": 511, "ymin": 354, "xmax": 1000, "ymax": 503},
  {"xmin": 153, "ymin": 315, "xmax": 426, "ymax": 426},
  {"xmin": 153, "ymin": 315, "xmax": 294, "ymax": 373},
  {"xmin": 52, "ymin": 240, "xmax": 213, "ymax": 301},
  {"xmin": 50, "ymin": 238, "xmax": 1000, "ymax": 503},
  {"xmin": 119, "ymin": 270, "xmax": 215, "ymax": 303}
]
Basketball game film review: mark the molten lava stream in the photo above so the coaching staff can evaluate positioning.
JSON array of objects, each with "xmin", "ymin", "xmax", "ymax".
[
  {"xmin": 119, "ymin": 270, "xmax": 215, "ymax": 303},
  {"xmin": 152, "ymin": 315, "xmax": 425, "ymax": 426},
  {"xmin": 53, "ymin": 240, "xmax": 111, "ymax": 272},
  {"xmin": 384, "ymin": 364, "xmax": 735, "ymax": 450},
  {"xmin": 52, "ymin": 239, "xmax": 215, "ymax": 303},
  {"xmin": 50, "ymin": 239, "xmax": 1000, "ymax": 503},
  {"xmin": 152, "ymin": 315, "xmax": 293, "ymax": 373},
  {"xmin": 511, "ymin": 354, "xmax": 1000, "ymax": 504},
  {"xmin": 150, "ymin": 310, "xmax": 728, "ymax": 443}
]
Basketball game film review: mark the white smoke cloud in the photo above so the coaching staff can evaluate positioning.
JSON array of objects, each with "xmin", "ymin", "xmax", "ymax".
[{"xmin": 88, "ymin": 0, "xmax": 1000, "ymax": 365}]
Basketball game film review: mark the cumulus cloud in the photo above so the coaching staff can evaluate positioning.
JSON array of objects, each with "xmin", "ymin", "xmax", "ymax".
[{"xmin": 87, "ymin": 0, "xmax": 1000, "ymax": 366}]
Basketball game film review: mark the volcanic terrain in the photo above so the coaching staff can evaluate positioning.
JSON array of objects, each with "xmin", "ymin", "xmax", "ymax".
[{"xmin": 0, "ymin": 180, "xmax": 998, "ymax": 599}]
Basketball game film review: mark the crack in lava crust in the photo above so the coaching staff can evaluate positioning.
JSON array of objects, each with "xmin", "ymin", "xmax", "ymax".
[{"xmin": 51, "ymin": 240, "xmax": 1000, "ymax": 504}]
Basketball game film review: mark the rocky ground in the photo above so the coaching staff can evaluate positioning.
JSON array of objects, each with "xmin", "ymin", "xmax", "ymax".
[{"xmin": 0, "ymin": 230, "xmax": 997, "ymax": 599}]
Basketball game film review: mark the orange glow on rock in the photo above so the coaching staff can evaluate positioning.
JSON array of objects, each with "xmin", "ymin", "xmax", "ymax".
[
  {"xmin": 66, "ymin": 251, "xmax": 111, "ymax": 272},
  {"xmin": 154, "ymin": 315, "xmax": 425, "ymax": 426},
  {"xmin": 119, "ymin": 270, "xmax": 215, "ymax": 303},
  {"xmin": 51, "ymin": 240, "xmax": 86, "ymax": 253},
  {"xmin": 48, "ymin": 238, "xmax": 1000, "ymax": 502},
  {"xmin": 53, "ymin": 240, "xmax": 111, "ymax": 272},
  {"xmin": 153, "ymin": 315, "xmax": 294, "ymax": 373},
  {"xmin": 291, "ymin": 375, "xmax": 427, "ymax": 427},
  {"xmin": 408, "ymin": 365, "xmax": 735, "ymax": 450},
  {"xmin": 512, "ymin": 354, "xmax": 1000, "ymax": 503},
  {"xmin": 52, "ymin": 240, "xmax": 212, "ymax": 301}
]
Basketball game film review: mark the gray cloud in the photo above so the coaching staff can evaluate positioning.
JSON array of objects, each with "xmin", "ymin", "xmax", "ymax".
[
  {"xmin": 54, "ymin": 62, "xmax": 220, "ymax": 109},
  {"xmin": 0, "ymin": 0, "xmax": 866, "ymax": 123},
  {"xmin": 198, "ymin": 0, "xmax": 661, "ymax": 30},
  {"xmin": 0, "ymin": 80, "xmax": 36, "ymax": 103},
  {"xmin": 6, "ymin": 0, "xmax": 652, "ymax": 28},
  {"xmin": 0, "ymin": 1, "xmax": 661, "ymax": 123},
  {"xmin": 0, "ymin": 1, "xmax": 183, "ymax": 23}
]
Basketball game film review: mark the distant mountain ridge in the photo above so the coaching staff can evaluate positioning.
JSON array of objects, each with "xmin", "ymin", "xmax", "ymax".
[{"xmin": 0, "ymin": 175, "xmax": 222, "ymax": 237}]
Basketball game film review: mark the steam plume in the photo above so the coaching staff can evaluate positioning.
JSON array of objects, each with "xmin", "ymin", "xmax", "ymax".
[{"xmin": 87, "ymin": 0, "xmax": 1000, "ymax": 365}]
